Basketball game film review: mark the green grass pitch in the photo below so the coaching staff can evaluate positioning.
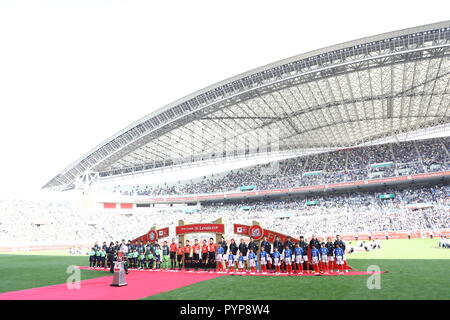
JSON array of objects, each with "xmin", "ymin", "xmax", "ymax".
[{"xmin": 1, "ymin": 239, "xmax": 449, "ymax": 300}]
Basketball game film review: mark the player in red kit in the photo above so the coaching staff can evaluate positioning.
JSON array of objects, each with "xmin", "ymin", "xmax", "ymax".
[
  {"xmin": 169, "ymin": 238, "xmax": 177, "ymax": 270},
  {"xmin": 208, "ymin": 238, "xmax": 217, "ymax": 272}
]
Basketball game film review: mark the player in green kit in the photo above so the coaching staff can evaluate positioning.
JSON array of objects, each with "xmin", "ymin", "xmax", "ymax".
[
  {"xmin": 162, "ymin": 241, "xmax": 170, "ymax": 270},
  {"xmin": 146, "ymin": 251, "xmax": 154, "ymax": 269},
  {"xmin": 154, "ymin": 247, "xmax": 162, "ymax": 269},
  {"xmin": 100, "ymin": 248, "xmax": 106, "ymax": 267},
  {"xmin": 89, "ymin": 248, "xmax": 96, "ymax": 267},
  {"xmin": 132, "ymin": 249, "xmax": 139, "ymax": 268},
  {"xmin": 128, "ymin": 251, "xmax": 134, "ymax": 268},
  {"xmin": 95, "ymin": 248, "xmax": 102, "ymax": 267}
]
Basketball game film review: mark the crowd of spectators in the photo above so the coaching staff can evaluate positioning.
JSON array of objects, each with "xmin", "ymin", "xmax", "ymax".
[
  {"xmin": 1, "ymin": 184, "xmax": 448, "ymax": 247},
  {"xmin": 115, "ymin": 137, "xmax": 449, "ymax": 196}
]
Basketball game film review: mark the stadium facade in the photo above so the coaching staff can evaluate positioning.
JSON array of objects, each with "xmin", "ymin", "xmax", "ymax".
[{"xmin": 44, "ymin": 21, "xmax": 450, "ymax": 193}]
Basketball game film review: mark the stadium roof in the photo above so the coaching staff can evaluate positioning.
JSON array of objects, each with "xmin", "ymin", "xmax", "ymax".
[{"xmin": 44, "ymin": 21, "xmax": 450, "ymax": 191}]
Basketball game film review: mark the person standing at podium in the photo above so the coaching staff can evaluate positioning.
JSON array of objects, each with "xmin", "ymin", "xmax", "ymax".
[{"xmin": 119, "ymin": 239, "xmax": 129, "ymax": 274}]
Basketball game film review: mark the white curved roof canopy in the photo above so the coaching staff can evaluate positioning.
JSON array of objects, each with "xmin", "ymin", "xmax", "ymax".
[{"xmin": 44, "ymin": 21, "xmax": 450, "ymax": 191}]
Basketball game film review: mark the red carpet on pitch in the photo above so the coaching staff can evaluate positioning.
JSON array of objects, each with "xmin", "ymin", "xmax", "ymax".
[
  {"xmin": 0, "ymin": 269, "xmax": 223, "ymax": 300},
  {"xmin": 0, "ymin": 267, "xmax": 385, "ymax": 300}
]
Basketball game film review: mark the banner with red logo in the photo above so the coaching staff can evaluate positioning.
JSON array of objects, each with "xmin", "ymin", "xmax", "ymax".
[
  {"xmin": 176, "ymin": 224, "xmax": 225, "ymax": 235},
  {"xmin": 147, "ymin": 230, "xmax": 158, "ymax": 242},
  {"xmin": 264, "ymin": 229, "xmax": 299, "ymax": 243},
  {"xmin": 234, "ymin": 224, "xmax": 250, "ymax": 235},
  {"xmin": 132, "ymin": 227, "xmax": 170, "ymax": 243},
  {"xmin": 248, "ymin": 225, "xmax": 264, "ymax": 240},
  {"xmin": 157, "ymin": 227, "xmax": 170, "ymax": 238},
  {"xmin": 233, "ymin": 224, "xmax": 298, "ymax": 243}
]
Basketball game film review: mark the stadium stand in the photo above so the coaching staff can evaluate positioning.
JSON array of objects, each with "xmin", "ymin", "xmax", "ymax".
[
  {"xmin": 1, "ymin": 184, "xmax": 448, "ymax": 247},
  {"xmin": 113, "ymin": 137, "xmax": 449, "ymax": 196}
]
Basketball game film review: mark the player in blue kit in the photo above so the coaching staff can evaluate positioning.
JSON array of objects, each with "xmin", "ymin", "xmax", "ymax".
[
  {"xmin": 334, "ymin": 244, "xmax": 345, "ymax": 274},
  {"xmin": 237, "ymin": 252, "xmax": 246, "ymax": 273},
  {"xmin": 283, "ymin": 245, "xmax": 293, "ymax": 274},
  {"xmin": 248, "ymin": 249, "xmax": 257, "ymax": 273},
  {"xmin": 294, "ymin": 244, "xmax": 304, "ymax": 274},
  {"xmin": 310, "ymin": 245, "xmax": 321, "ymax": 274},
  {"xmin": 216, "ymin": 245, "xmax": 225, "ymax": 272},
  {"xmin": 319, "ymin": 244, "xmax": 329, "ymax": 274},
  {"xmin": 272, "ymin": 247, "xmax": 282, "ymax": 273},
  {"xmin": 227, "ymin": 251, "xmax": 235, "ymax": 272},
  {"xmin": 259, "ymin": 247, "xmax": 268, "ymax": 274}
]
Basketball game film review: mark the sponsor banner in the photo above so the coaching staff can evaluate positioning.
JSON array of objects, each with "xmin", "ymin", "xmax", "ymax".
[
  {"xmin": 368, "ymin": 176, "xmax": 409, "ymax": 184},
  {"xmin": 132, "ymin": 227, "xmax": 169, "ymax": 243},
  {"xmin": 227, "ymin": 191, "xmax": 258, "ymax": 197},
  {"xmin": 379, "ymin": 193, "xmax": 395, "ymax": 199},
  {"xmin": 327, "ymin": 180, "xmax": 365, "ymax": 188},
  {"xmin": 263, "ymin": 230, "xmax": 298, "ymax": 243},
  {"xmin": 371, "ymin": 162, "xmax": 394, "ymax": 168},
  {"xmin": 303, "ymin": 170, "xmax": 323, "ymax": 176},
  {"xmin": 233, "ymin": 224, "xmax": 298, "ymax": 243},
  {"xmin": 291, "ymin": 185, "xmax": 326, "ymax": 192},
  {"xmin": 410, "ymin": 231, "xmax": 421, "ymax": 238},
  {"xmin": 372, "ymin": 232, "xmax": 387, "ymax": 238},
  {"xmin": 337, "ymin": 230, "xmax": 450, "ymax": 240},
  {"xmin": 176, "ymin": 223, "xmax": 225, "ymax": 235},
  {"xmin": 412, "ymin": 171, "xmax": 450, "ymax": 179},
  {"xmin": 258, "ymin": 188, "xmax": 290, "ymax": 195},
  {"xmin": 234, "ymin": 224, "xmax": 250, "ymax": 235},
  {"xmin": 239, "ymin": 185, "xmax": 256, "ymax": 191},
  {"xmin": 183, "ymin": 208, "xmax": 199, "ymax": 213},
  {"xmin": 387, "ymin": 231, "xmax": 406, "ymax": 239},
  {"xmin": 196, "ymin": 194, "xmax": 225, "ymax": 200},
  {"xmin": 405, "ymin": 203, "xmax": 434, "ymax": 209},
  {"xmin": 133, "ymin": 235, "xmax": 146, "ymax": 243},
  {"xmin": 0, "ymin": 244, "xmax": 89, "ymax": 252},
  {"xmin": 157, "ymin": 227, "xmax": 170, "ymax": 238}
]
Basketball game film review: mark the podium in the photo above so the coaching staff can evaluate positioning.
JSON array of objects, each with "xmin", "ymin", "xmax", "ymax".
[{"xmin": 110, "ymin": 261, "xmax": 128, "ymax": 287}]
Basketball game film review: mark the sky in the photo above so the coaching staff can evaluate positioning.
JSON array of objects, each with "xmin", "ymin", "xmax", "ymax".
[{"xmin": 0, "ymin": 0, "xmax": 448, "ymax": 200}]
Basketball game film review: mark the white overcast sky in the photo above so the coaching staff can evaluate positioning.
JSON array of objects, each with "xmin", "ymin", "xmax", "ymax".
[{"xmin": 0, "ymin": 0, "xmax": 448, "ymax": 199}]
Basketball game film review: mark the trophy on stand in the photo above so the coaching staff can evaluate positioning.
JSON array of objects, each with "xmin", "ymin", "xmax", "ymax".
[{"xmin": 111, "ymin": 251, "xmax": 128, "ymax": 287}]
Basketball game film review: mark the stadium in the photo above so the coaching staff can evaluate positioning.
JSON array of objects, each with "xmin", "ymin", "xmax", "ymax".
[{"xmin": 1, "ymin": 20, "xmax": 450, "ymax": 301}]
